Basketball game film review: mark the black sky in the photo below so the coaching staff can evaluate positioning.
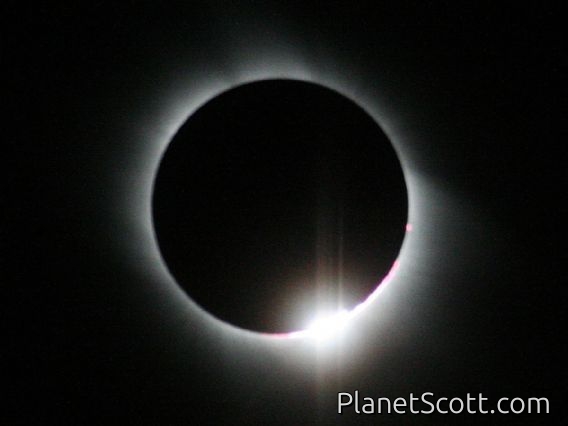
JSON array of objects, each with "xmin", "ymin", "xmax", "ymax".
[{"xmin": 4, "ymin": 2, "xmax": 565, "ymax": 425}]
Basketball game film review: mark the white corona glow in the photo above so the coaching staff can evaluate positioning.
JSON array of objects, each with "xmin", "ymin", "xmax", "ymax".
[
  {"xmin": 144, "ymin": 72, "xmax": 411, "ymax": 340},
  {"xmin": 113, "ymin": 42, "xmax": 424, "ymax": 343}
]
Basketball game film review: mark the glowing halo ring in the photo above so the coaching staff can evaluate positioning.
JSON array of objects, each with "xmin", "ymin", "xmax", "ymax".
[{"xmin": 123, "ymin": 69, "xmax": 417, "ymax": 343}]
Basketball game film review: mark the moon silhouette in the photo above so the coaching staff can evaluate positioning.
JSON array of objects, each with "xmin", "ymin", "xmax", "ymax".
[{"xmin": 152, "ymin": 79, "xmax": 408, "ymax": 334}]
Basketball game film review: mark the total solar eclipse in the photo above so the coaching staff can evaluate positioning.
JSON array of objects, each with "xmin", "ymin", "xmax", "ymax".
[{"xmin": 152, "ymin": 79, "xmax": 408, "ymax": 334}]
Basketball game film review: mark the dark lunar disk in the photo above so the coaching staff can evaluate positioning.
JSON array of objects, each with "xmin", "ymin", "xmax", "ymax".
[{"xmin": 152, "ymin": 79, "xmax": 407, "ymax": 333}]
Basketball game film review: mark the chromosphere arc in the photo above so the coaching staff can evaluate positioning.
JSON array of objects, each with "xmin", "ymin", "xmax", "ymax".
[{"xmin": 152, "ymin": 79, "xmax": 407, "ymax": 334}]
